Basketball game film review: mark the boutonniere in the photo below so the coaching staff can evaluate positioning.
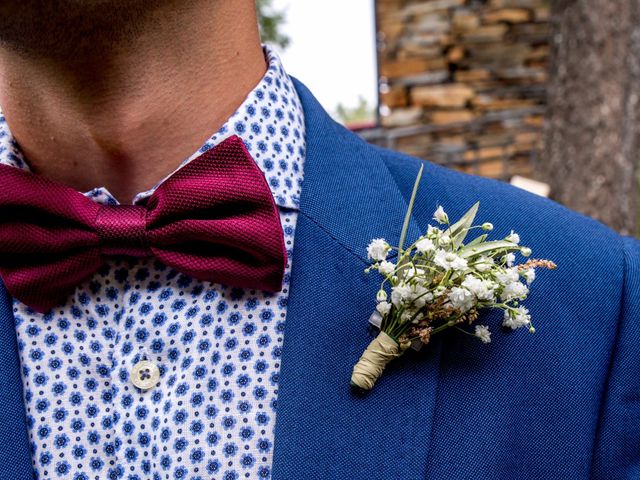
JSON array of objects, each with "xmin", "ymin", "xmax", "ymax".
[{"xmin": 350, "ymin": 164, "xmax": 557, "ymax": 392}]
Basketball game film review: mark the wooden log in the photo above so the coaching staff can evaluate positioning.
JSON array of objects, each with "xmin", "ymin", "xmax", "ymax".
[
  {"xmin": 510, "ymin": 23, "xmax": 551, "ymax": 43},
  {"xmin": 461, "ymin": 24, "xmax": 509, "ymax": 43},
  {"xmin": 482, "ymin": 8, "xmax": 531, "ymax": 23},
  {"xmin": 463, "ymin": 145, "xmax": 515, "ymax": 161},
  {"xmin": 380, "ymin": 58, "xmax": 446, "ymax": 78},
  {"xmin": 454, "ymin": 69, "xmax": 492, "ymax": 82},
  {"xmin": 533, "ymin": 5, "xmax": 550, "ymax": 21},
  {"xmin": 380, "ymin": 86, "xmax": 408, "ymax": 108},
  {"xmin": 392, "ymin": 70, "xmax": 450, "ymax": 87},
  {"xmin": 411, "ymin": 84, "xmax": 476, "ymax": 107},
  {"xmin": 381, "ymin": 107, "xmax": 423, "ymax": 127},
  {"xmin": 414, "ymin": 13, "xmax": 450, "ymax": 34},
  {"xmin": 489, "ymin": 0, "xmax": 546, "ymax": 8},
  {"xmin": 452, "ymin": 11, "xmax": 480, "ymax": 32},
  {"xmin": 429, "ymin": 110, "xmax": 476, "ymax": 124},
  {"xmin": 464, "ymin": 44, "xmax": 532, "ymax": 67},
  {"xmin": 471, "ymin": 96, "xmax": 539, "ymax": 110},
  {"xmin": 399, "ymin": 0, "xmax": 466, "ymax": 18}
]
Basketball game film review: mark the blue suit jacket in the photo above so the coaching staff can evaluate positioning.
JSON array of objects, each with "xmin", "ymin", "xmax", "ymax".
[{"xmin": 1, "ymin": 76, "xmax": 638, "ymax": 479}]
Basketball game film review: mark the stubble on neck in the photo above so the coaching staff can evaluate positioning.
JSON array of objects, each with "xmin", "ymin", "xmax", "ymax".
[{"xmin": 0, "ymin": 0, "xmax": 267, "ymax": 203}]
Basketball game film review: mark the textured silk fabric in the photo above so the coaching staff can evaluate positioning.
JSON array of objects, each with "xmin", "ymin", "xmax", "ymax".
[
  {"xmin": 0, "ymin": 43, "xmax": 306, "ymax": 480},
  {"xmin": 0, "ymin": 135, "xmax": 287, "ymax": 312}
]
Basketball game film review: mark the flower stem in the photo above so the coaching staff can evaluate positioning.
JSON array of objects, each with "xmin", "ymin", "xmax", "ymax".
[{"xmin": 398, "ymin": 163, "xmax": 424, "ymax": 255}]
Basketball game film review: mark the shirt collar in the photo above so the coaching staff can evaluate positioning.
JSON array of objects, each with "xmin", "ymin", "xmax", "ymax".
[{"xmin": 0, "ymin": 43, "xmax": 306, "ymax": 211}]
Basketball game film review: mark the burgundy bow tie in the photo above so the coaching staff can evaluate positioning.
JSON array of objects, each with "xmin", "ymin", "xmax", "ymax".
[{"xmin": 0, "ymin": 135, "xmax": 287, "ymax": 313}]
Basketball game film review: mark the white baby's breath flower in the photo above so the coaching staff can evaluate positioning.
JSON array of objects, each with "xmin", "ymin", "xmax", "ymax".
[
  {"xmin": 474, "ymin": 325, "xmax": 492, "ymax": 343},
  {"xmin": 376, "ymin": 301, "xmax": 392, "ymax": 316},
  {"xmin": 503, "ymin": 252, "xmax": 516, "ymax": 267},
  {"xmin": 376, "ymin": 289, "xmax": 388, "ymax": 302},
  {"xmin": 415, "ymin": 237, "xmax": 435, "ymax": 253},
  {"xmin": 434, "ymin": 249, "xmax": 468, "ymax": 272},
  {"xmin": 461, "ymin": 275, "xmax": 496, "ymax": 302},
  {"xmin": 401, "ymin": 265, "xmax": 426, "ymax": 280},
  {"xmin": 400, "ymin": 310, "xmax": 415, "ymax": 323},
  {"xmin": 391, "ymin": 284, "xmax": 412, "ymax": 308},
  {"xmin": 410, "ymin": 284, "xmax": 433, "ymax": 309},
  {"xmin": 426, "ymin": 224, "xmax": 442, "ymax": 238},
  {"xmin": 447, "ymin": 286, "xmax": 475, "ymax": 313},
  {"xmin": 439, "ymin": 234, "xmax": 451, "ymax": 245},
  {"xmin": 523, "ymin": 268, "xmax": 535, "ymax": 285},
  {"xmin": 482, "ymin": 222, "xmax": 494, "ymax": 231},
  {"xmin": 451, "ymin": 256, "xmax": 468, "ymax": 272},
  {"xmin": 502, "ymin": 305, "xmax": 531, "ymax": 330},
  {"xmin": 461, "ymin": 274, "xmax": 483, "ymax": 293},
  {"xmin": 500, "ymin": 281, "xmax": 529, "ymax": 302},
  {"xmin": 433, "ymin": 205, "xmax": 449, "ymax": 224},
  {"xmin": 378, "ymin": 260, "xmax": 395, "ymax": 276},
  {"xmin": 520, "ymin": 247, "xmax": 532, "ymax": 257},
  {"xmin": 367, "ymin": 238, "xmax": 390, "ymax": 262},
  {"xmin": 474, "ymin": 255, "xmax": 494, "ymax": 272},
  {"xmin": 496, "ymin": 267, "xmax": 520, "ymax": 286},
  {"xmin": 505, "ymin": 230, "xmax": 520, "ymax": 244},
  {"xmin": 433, "ymin": 249, "xmax": 449, "ymax": 269}
]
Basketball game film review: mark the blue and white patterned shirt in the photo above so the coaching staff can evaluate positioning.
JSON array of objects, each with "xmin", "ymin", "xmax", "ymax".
[{"xmin": 0, "ymin": 43, "xmax": 306, "ymax": 480}]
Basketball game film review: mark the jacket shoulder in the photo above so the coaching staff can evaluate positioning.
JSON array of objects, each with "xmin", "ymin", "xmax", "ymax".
[{"xmin": 366, "ymin": 141, "xmax": 622, "ymax": 248}]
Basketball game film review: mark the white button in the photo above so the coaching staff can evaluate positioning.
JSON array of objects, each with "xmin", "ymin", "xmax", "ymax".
[{"xmin": 131, "ymin": 360, "xmax": 160, "ymax": 390}]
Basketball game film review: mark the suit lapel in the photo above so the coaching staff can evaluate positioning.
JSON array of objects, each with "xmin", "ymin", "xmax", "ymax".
[
  {"xmin": 271, "ymin": 77, "xmax": 443, "ymax": 479},
  {"xmin": 0, "ymin": 283, "xmax": 34, "ymax": 478}
]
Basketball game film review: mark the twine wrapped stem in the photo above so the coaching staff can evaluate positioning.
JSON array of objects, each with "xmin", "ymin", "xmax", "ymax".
[{"xmin": 350, "ymin": 331, "xmax": 407, "ymax": 391}]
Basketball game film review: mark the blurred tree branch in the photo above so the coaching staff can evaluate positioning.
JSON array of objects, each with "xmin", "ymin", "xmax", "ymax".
[
  {"xmin": 256, "ymin": 0, "xmax": 290, "ymax": 49},
  {"xmin": 334, "ymin": 96, "xmax": 375, "ymax": 125}
]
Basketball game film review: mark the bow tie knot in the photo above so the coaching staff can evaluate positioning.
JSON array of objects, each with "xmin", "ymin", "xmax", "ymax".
[
  {"xmin": 96, "ymin": 204, "xmax": 150, "ymax": 257},
  {"xmin": 0, "ymin": 135, "xmax": 287, "ymax": 313}
]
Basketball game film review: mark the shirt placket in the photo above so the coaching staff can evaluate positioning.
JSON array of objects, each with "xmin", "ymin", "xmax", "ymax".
[{"xmin": 114, "ymin": 256, "xmax": 174, "ymax": 479}]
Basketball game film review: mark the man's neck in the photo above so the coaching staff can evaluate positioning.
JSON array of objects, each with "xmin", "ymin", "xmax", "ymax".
[{"xmin": 0, "ymin": 1, "xmax": 266, "ymax": 203}]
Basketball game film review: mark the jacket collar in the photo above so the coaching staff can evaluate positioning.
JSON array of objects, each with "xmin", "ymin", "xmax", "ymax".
[{"xmin": 289, "ymin": 75, "xmax": 423, "ymax": 261}]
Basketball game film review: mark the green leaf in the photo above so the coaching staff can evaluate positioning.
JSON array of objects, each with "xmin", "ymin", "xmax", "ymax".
[
  {"xmin": 458, "ymin": 240, "xmax": 520, "ymax": 259},
  {"xmin": 446, "ymin": 201, "xmax": 480, "ymax": 249},
  {"xmin": 464, "ymin": 233, "xmax": 488, "ymax": 247},
  {"xmin": 399, "ymin": 163, "xmax": 424, "ymax": 254}
]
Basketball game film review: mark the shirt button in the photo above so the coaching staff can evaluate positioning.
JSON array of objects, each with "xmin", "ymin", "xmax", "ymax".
[{"xmin": 131, "ymin": 360, "xmax": 160, "ymax": 390}]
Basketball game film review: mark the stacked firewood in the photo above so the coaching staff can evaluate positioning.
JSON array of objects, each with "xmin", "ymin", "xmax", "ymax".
[{"xmin": 375, "ymin": 0, "xmax": 549, "ymax": 179}]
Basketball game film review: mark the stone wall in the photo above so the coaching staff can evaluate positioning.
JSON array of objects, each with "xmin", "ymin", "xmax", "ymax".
[{"xmin": 371, "ymin": 0, "xmax": 550, "ymax": 180}]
